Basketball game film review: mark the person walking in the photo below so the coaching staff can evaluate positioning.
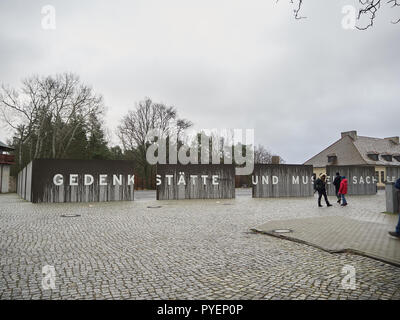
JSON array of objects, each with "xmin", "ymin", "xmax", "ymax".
[
  {"xmin": 333, "ymin": 172, "xmax": 342, "ymax": 204},
  {"xmin": 338, "ymin": 176, "xmax": 348, "ymax": 206},
  {"xmin": 388, "ymin": 177, "xmax": 400, "ymax": 239},
  {"xmin": 315, "ymin": 173, "xmax": 332, "ymax": 207}
]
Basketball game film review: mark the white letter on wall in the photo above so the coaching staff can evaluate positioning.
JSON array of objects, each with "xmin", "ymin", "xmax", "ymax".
[
  {"xmin": 70, "ymin": 174, "xmax": 78, "ymax": 186},
  {"xmin": 84, "ymin": 174, "xmax": 94, "ymax": 186},
  {"xmin": 53, "ymin": 174, "xmax": 63, "ymax": 186},
  {"xmin": 99, "ymin": 174, "xmax": 108, "ymax": 186}
]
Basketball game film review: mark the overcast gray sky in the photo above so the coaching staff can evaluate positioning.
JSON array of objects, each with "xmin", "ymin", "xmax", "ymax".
[{"xmin": 0, "ymin": 0, "xmax": 399, "ymax": 163}]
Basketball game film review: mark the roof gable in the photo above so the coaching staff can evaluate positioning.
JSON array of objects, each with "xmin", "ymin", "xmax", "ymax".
[
  {"xmin": 0, "ymin": 140, "xmax": 14, "ymax": 152},
  {"xmin": 304, "ymin": 135, "xmax": 367, "ymax": 167}
]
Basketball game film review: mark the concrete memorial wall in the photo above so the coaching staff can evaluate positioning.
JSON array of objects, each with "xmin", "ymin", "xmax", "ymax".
[
  {"xmin": 386, "ymin": 167, "xmax": 400, "ymax": 183},
  {"xmin": 156, "ymin": 164, "xmax": 235, "ymax": 200},
  {"xmin": 0, "ymin": 164, "xmax": 11, "ymax": 193},
  {"xmin": 385, "ymin": 182, "xmax": 399, "ymax": 214},
  {"xmin": 17, "ymin": 161, "xmax": 32, "ymax": 201},
  {"xmin": 252, "ymin": 164, "xmax": 314, "ymax": 198},
  {"xmin": 386, "ymin": 167, "xmax": 400, "ymax": 214},
  {"xmin": 326, "ymin": 165, "xmax": 377, "ymax": 196},
  {"xmin": 17, "ymin": 159, "xmax": 135, "ymax": 203}
]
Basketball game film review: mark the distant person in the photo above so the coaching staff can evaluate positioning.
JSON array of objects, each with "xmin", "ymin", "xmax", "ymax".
[
  {"xmin": 388, "ymin": 177, "xmax": 400, "ymax": 239},
  {"xmin": 333, "ymin": 172, "xmax": 342, "ymax": 204},
  {"xmin": 315, "ymin": 173, "xmax": 332, "ymax": 207},
  {"xmin": 338, "ymin": 176, "xmax": 348, "ymax": 207}
]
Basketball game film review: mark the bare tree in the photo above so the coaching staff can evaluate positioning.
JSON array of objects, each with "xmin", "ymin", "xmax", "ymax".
[
  {"xmin": 254, "ymin": 144, "xmax": 273, "ymax": 164},
  {"xmin": 176, "ymin": 118, "xmax": 193, "ymax": 142},
  {"xmin": 0, "ymin": 84, "xmax": 36, "ymax": 166},
  {"xmin": 118, "ymin": 98, "xmax": 187, "ymax": 152},
  {"xmin": 46, "ymin": 74, "xmax": 104, "ymax": 158},
  {"xmin": 118, "ymin": 97, "xmax": 193, "ymax": 187},
  {"xmin": 0, "ymin": 73, "xmax": 104, "ymax": 164},
  {"xmin": 254, "ymin": 144, "xmax": 285, "ymax": 164},
  {"xmin": 280, "ymin": 0, "xmax": 400, "ymax": 29}
]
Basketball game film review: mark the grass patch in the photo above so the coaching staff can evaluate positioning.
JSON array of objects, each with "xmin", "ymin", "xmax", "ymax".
[{"xmin": 381, "ymin": 211, "xmax": 399, "ymax": 215}]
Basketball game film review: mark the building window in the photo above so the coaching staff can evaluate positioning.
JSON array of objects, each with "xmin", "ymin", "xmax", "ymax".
[
  {"xmin": 381, "ymin": 154, "xmax": 393, "ymax": 162},
  {"xmin": 375, "ymin": 171, "xmax": 379, "ymax": 182},
  {"xmin": 381, "ymin": 171, "xmax": 385, "ymax": 183},
  {"xmin": 367, "ymin": 153, "xmax": 379, "ymax": 161},
  {"xmin": 394, "ymin": 155, "xmax": 400, "ymax": 162},
  {"xmin": 327, "ymin": 155, "xmax": 337, "ymax": 163}
]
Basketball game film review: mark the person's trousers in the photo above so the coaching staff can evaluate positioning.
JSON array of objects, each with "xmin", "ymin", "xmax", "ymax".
[
  {"xmin": 318, "ymin": 191, "xmax": 329, "ymax": 205},
  {"xmin": 335, "ymin": 188, "xmax": 341, "ymax": 201},
  {"xmin": 341, "ymin": 194, "xmax": 347, "ymax": 205}
]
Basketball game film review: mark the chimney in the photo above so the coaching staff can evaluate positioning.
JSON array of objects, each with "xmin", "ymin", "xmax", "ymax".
[
  {"xmin": 271, "ymin": 156, "xmax": 280, "ymax": 164},
  {"xmin": 341, "ymin": 130, "xmax": 357, "ymax": 140},
  {"xmin": 384, "ymin": 136, "xmax": 399, "ymax": 144}
]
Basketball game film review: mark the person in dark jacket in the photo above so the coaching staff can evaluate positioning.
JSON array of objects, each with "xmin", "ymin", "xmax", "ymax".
[
  {"xmin": 333, "ymin": 172, "xmax": 342, "ymax": 204},
  {"xmin": 338, "ymin": 176, "xmax": 348, "ymax": 206},
  {"xmin": 315, "ymin": 173, "xmax": 332, "ymax": 207},
  {"xmin": 388, "ymin": 177, "xmax": 400, "ymax": 239}
]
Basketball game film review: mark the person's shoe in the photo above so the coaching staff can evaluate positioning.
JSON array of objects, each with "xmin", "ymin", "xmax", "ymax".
[
  {"xmin": 388, "ymin": 231, "xmax": 400, "ymax": 239},
  {"xmin": 327, "ymin": 203, "xmax": 332, "ymax": 207},
  {"xmin": 318, "ymin": 204, "xmax": 323, "ymax": 207},
  {"xmin": 337, "ymin": 199, "xmax": 341, "ymax": 204},
  {"xmin": 341, "ymin": 203, "xmax": 348, "ymax": 206}
]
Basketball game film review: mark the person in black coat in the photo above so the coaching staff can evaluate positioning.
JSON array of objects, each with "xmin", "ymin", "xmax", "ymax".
[
  {"xmin": 332, "ymin": 172, "xmax": 342, "ymax": 204},
  {"xmin": 315, "ymin": 173, "xmax": 332, "ymax": 208}
]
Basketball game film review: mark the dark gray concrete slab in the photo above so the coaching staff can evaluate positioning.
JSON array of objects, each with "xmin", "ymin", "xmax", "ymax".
[{"xmin": 253, "ymin": 215, "xmax": 400, "ymax": 266}]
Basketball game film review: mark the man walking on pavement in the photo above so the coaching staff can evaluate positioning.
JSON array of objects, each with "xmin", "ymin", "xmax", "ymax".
[
  {"xmin": 315, "ymin": 173, "xmax": 332, "ymax": 208},
  {"xmin": 333, "ymin": 172, "xmax": 342, "ymax": 204}
]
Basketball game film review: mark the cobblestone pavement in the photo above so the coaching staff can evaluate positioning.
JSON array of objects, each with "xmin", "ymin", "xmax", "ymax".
[{"xmin": 1, "ymin": 190, "xmax": 400, "ymax": 300}]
